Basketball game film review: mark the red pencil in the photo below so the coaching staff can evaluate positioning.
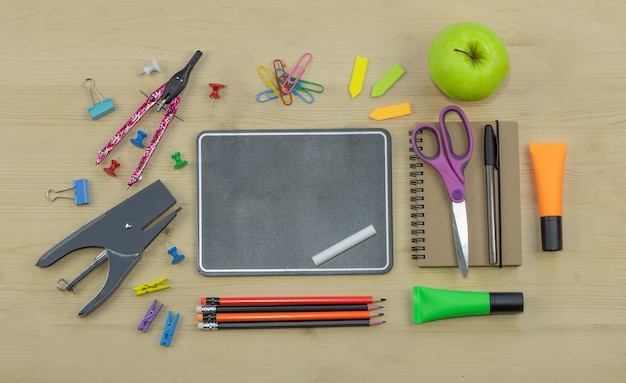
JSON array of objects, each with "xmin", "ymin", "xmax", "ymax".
[
  {"xmin": 200, "ymin": 296, "xmax": 386, "ymax": 306},
  {"xmin": 196, "ymin": 311, "xmax": 383, "ymax": 323}
]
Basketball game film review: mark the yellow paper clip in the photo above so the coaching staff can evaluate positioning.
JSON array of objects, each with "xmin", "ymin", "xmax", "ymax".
[
  {"xmin": 257, "ymin": 65, "xmax": 292, "ymax": 106},
  {"xmin": 134, "ymin": 277, "xmax": 170, "ymax": 296}
]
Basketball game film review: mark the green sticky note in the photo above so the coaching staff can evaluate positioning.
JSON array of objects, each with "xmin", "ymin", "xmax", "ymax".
[{"xmin": 371, "ymin": 64, "xmax": 406, "ymax": 97}]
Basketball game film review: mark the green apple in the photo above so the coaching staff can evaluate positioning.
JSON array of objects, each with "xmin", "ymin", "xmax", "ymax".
[{"xmin": 428, "ymin": 22, "xmax": 509, "ymax": 101}]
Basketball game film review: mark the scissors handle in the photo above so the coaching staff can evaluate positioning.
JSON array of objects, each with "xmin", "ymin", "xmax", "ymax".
[{"xmin": 411, "ymin": 105, "xmax": 474, "ymax": 202}]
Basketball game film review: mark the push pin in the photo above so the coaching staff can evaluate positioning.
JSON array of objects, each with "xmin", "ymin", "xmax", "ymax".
[
  {"xmin": 47, "ymin": 179, "xmax": 89, "ymax": 205},
  {"xmin": 166, "ymin": 242, "xmax": 185, "ymax": 264},
  {"xmin": 83, "ymin": 78, "xmax": 115, "ymax": 120},
  {"xmin": 130, "ymin": 127, "xmax": 148, "ymax": 148},
  {"xmin": 138, "ymin": 59, "xmax": 161, "ymax": 76},
  {"xmin": 170, "ymin": 147, "xmax": 188, "ymax": 169},
  {"xmin": 103, "ymin": 157, "xmax": 121, "ymax": 177},
  {"xmin": 208, "ymin": 83, "xmax": 225, "ymax": 108}
]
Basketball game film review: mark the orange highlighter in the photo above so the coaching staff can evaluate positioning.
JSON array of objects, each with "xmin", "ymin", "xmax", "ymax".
[{"xmin": 529, "ymin": 143, "xmax": 567, "ymax": 251}]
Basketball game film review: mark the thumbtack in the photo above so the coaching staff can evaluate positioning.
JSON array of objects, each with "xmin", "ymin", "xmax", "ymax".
[
  {"xmin": 170, "ymin": 147, "xmax": 188, "ymax": 169},
  {"xmin": 138, "ymin": 59, "xmax": 161, "ymax": 76},
  {"xmin": 47, "ymin": 179, "xmax": 89, "ymax": 205},
  {"xmin": 166, "ymin": 242, "xmax": 185, "ymax": 264},
  {"xmin": 208, "ymin": 83, "xmax": 225, "ymax": 108},
  {"xmin": 130, "ymin": 126, "xmax": 148, "ymax": 148},
  {"xmin": 103, "ymin": 157, "xmax": 121, "ymax": 177}
]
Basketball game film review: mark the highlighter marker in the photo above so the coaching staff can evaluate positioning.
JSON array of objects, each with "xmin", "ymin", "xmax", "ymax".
[
  {"xmin": 412, "ymin": 286, "xmax": 523, "ymax": 324},
  {"xmin": 529, "ymin": 143, "xmax": 567, "ymax": 251}
]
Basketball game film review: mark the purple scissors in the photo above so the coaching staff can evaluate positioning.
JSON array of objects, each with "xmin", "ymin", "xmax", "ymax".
[{"xmin": 411, "ymin": 105, "xmax": 474, "ymax": 277}]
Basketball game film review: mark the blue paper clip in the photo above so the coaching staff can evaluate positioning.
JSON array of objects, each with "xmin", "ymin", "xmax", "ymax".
[
  {"xmin": 292, "ymin": 88, "xmax": 314, "ymax": 104},
  {"xmin": 47, "ymin": 179, "xmax": 89, "ymax": 205},
  {"xmin": 256, "ymin": 88, "xmax": 315, "ymax": 104},
  {"xmin": 160, "ymin": 311, "xmax": 180, "ymax": 347},
  {"xmin": 137, "ymin": 299, "xmax": 163, "ymax": 333}
]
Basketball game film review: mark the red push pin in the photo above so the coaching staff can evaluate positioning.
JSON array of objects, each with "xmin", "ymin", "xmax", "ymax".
[
  {"xmin": 103, "ymin": 158, "xmax": 121, "ymax": 177},
  {"xmin": 208, "ymin": 83, "xmax": 225, "ymax": 108}
]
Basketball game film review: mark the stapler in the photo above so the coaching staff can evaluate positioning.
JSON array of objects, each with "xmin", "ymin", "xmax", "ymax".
[{"xmin": 36, "ymin": 180, "xmax": 181, "ymax": 317}]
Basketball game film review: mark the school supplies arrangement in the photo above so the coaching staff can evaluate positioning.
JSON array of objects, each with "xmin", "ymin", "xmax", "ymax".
[
  {"xmin": 196, "ymin": 295, "xmax": 386, "ymax": 330},
  {"xmin": 410, "ymin": 118, "xmax": 522, "ymax": 267},
  {"xmin": 96, "ymin": 50, "xmax": 202, "ymax": 187},
  {"xmin": 36, "ymin": 180, "xmax": 181, "ymax": 317},
  {"xmin": 196, "ymin": 129, "xmax": 393, "ymax": 276},
  {"xmin": 411, "ymin": 106, "xmax": 474, "ymax": 276}
]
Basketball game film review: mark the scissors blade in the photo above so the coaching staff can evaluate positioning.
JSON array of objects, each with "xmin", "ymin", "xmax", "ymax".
[{"xmin": 451, "ymin": 201, "xmax": 469, "ymax": 277}]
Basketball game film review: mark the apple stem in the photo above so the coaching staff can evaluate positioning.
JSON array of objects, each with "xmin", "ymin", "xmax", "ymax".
[{"xmin": 454, "ymin": 48, "xmax": 479, "ymax": 64}]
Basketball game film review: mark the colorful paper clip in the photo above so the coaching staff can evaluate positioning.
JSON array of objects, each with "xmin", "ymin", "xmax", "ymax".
[
  {"xmin": 160, "ymin": 311, "xmax": 180, "ymax": 347},
  {"xmin": 137, "ymin": 299, "xmax": 163, "ymax": 333},
  {"xmin": 281, "ymin": 52, "xmax": 313, "ymax": 94},
  {"xmin": 257, "ymin": 65, "xmax": 292, "ymax": 106},
  {"xmin": 134, "ymin": 277, "xmax": 170, "ymax": 296},
  {"xmin": 47, "ymin": 179, "xmax": 89, "ymax": 205}
]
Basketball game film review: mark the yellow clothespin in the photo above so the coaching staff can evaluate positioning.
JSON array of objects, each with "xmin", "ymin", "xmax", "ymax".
[{"xmin": 134, "ymin": 277, "xmax": 170, "ymax": 296}]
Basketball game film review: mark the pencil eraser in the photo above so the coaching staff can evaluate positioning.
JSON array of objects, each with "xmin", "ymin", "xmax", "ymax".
[{"xmin": 200, "ymin": 297, "xmax": 207, "ymax": 305}]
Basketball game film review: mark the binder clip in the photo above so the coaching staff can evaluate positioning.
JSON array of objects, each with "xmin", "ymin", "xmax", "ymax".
[
  {"xmin": 83, "ymin": 78, "xmax": 115, "ymax": 120},
  {"xmin": 166, "ymin": 242, "xmax": 185, "ymax": 264},
  {"xmin": 137, "ymin": 299, "xmax": 163, "ymax": 333},
  {"xmin": 133, "ymin": 277, "xmax": 170, "ymax": 296},
  {"xmin": 47, "ymin": 179, "xmax": 89, "ymax": 205},
  {"xmin": 160, "ymin": 311, "xmax": 180, "ymax": 347}
]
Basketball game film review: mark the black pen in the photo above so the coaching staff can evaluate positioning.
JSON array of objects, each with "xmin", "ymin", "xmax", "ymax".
[{"xmin": 484, "ymin": 124, "xmax": 498, "ymax": 264}]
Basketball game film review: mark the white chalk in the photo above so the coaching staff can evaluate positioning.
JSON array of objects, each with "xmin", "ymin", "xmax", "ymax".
[{"xmin": 312, "ymin": 225, "xmax": 377, "ymax": 266}]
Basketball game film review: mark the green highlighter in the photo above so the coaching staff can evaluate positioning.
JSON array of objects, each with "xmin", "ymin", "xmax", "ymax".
[{"xmin": 413, "ymin": 286, "xmax": 524, "ymax": 324}]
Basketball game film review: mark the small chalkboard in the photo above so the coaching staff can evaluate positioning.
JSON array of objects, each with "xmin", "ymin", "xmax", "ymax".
[{"xmin": 196, "ymin": 129, "xmax": 393, "ymax": 276}]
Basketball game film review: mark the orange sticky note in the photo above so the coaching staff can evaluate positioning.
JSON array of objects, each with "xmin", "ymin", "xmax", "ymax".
[{"xmin": 368, "ymin": 102, "xmax": 411, "ymax": 120}]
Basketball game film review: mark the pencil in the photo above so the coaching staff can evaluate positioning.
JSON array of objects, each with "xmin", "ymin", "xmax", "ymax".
[
  {"xmin": 196, "ymin": 304, "xmax": 384, "ymax": 314},
  {"xmin": 200, "ymin": 296, "xmax": 386, "ymax": 306},
  {"xmin": 198, "ymin": 319, "xmax": 386, "ymax": 330},
  {"xmin": 196, "ymin": 311, "xmax": 383, "ymax": 323}
]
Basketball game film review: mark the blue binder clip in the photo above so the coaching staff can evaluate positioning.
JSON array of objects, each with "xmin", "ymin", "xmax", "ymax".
[
  {"xmin": 83, "ymin": 78, "xmax": 115, "ymax": 120},
  {"xmin": 160, "ymin": 311, "xmax": 179, "ymax": 347},
  {"xmin": 47, "ymin": 178, "xmax": 89, "ymax": 205}
]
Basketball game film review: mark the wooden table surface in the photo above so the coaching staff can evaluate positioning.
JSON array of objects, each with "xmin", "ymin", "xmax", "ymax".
[{"xmin": 2, "ymin": 1, "xmax": 625, "ymax": 382}]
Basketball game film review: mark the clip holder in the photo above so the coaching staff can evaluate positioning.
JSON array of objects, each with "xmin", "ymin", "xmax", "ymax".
[
  {"xmin": 83, "ymin": 78, "xmax": 115, "ymax": 120},
  {"xmin": 137, "ymin": 299, "xmax": 163, "ymax": 333},
  {"xmin": 134, "ymin": 277, "xmax": 170, "ymax": 296},
  {"xmin": 160, "ymin": 311, "xmax": 180, "ymax": 347},
  {"xmin": 47, "ymin": 179, "xmax": 89, "ymax": 205}
]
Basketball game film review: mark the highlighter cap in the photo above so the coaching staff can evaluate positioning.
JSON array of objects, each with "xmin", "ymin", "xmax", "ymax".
[
  {"xmin": 540, "ymin": 216, "xmax": 562, "ymax": 251},
  {"xmin": 489, "ymin": 292, "xmax": 524, "ymax": 314}
]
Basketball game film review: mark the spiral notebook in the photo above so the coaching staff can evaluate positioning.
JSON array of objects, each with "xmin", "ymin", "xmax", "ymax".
[
  {"xmin": 409, "ymin": 121, "xmax": 522, "ymax": 267},
  {"xmin": 197, "ymin": 129, "xmax": 393, "ymax": 276}
]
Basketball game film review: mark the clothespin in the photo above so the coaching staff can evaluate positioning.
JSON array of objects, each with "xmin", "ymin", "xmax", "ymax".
[
  {"xmin": 133, "ymin": 277, "xmax": 170, "ymax": 296},
  {"xmin": 160, "ymin": 311, "xmax": 180, "ymax": 347},
  {"xmin": 137, "ymin": 299, "xmax": 163, "ymax": 333},
  {"xmin": 47, "ymin": 179, "xmax": 89, "ymax": 205}
]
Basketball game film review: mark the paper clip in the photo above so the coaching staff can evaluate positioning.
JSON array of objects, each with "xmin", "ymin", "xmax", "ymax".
[
  {"xmin": 256, "ymin": 89, "xmax": 278, "ymax": 103},
  {"xmin": 133, "ymin": 277, "xmax": 170, "ymax": 296},
  {"xmin": 281, "ymin": 52, "xmax": 312, "ymax": 94},
  {"xmin": 137, "ymin": 299, "xmax": 163, "ymax": 333},
  {"xmin": 47, "ymin": 179, "xmax": 89, "ymax": 205},
  {"xmin": 273, "ymin": 59, "xmax": 289, "ymax": 93},
  {"xmin": 257, "ymin": 65, "xmax": 292, "ymax": 106},
  {"xmin": 160, "ymin": 311, "xmax": 180, "ymax": 347},
  {"xmin": 292, "ymin": 88, "xmax": 314, "ymax": 104},
  {"xmin": 295, "ymin": 78, "xmax": 325, "ymax": 94}
]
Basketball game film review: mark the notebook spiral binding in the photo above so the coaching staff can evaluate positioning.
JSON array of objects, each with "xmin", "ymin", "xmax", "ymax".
[{"xmin": 409, "ymin": 131, "xmax": 425, "ymax": 260}]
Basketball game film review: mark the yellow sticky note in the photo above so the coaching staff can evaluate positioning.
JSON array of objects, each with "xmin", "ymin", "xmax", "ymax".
[
  {"xmin": 349, "ymin": 56, "xmax": 368, "ymax": 98},
  {"xmin": 368, "ymin": 102, "xmax": 412, "ymax": 120}
]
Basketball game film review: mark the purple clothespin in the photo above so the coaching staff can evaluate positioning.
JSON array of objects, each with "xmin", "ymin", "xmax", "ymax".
[{"xmin": 137, "ymin": 299, "xmax": 163, "ymax": 333}]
